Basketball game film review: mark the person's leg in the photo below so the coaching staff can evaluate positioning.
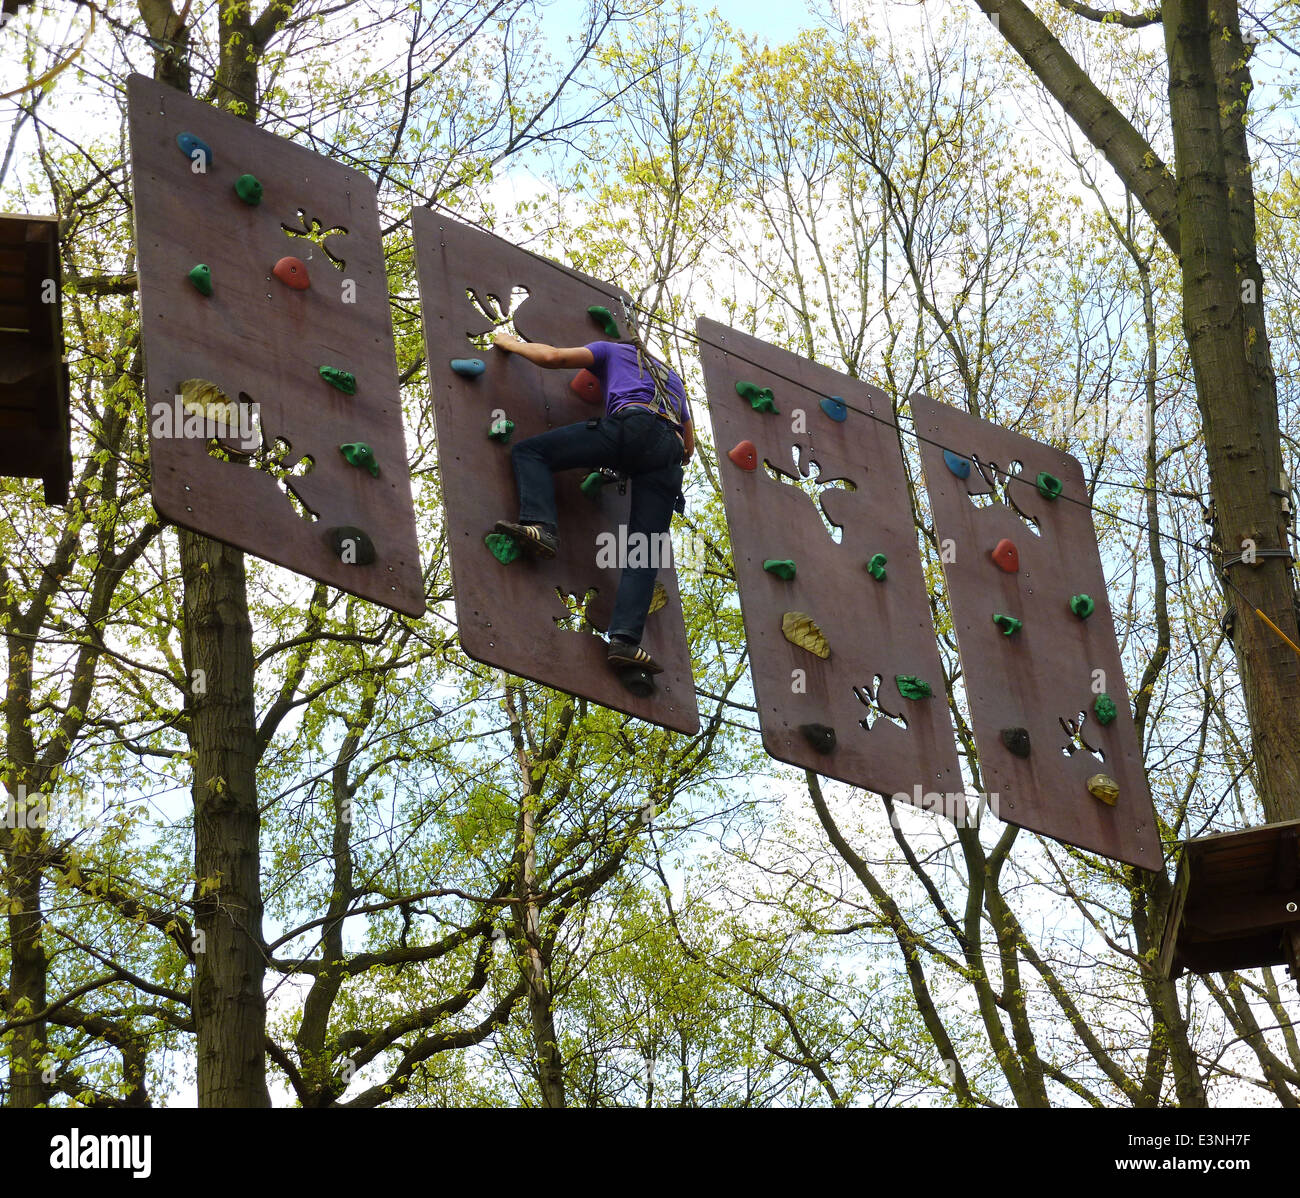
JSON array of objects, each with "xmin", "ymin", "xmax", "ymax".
[
  {"xmin": 511, "ymin": 419, "xmax": 621, "ymax": 529},
  {"xmin": 607, "ymin": 418, "xmax": 683, "ymax": 652}
]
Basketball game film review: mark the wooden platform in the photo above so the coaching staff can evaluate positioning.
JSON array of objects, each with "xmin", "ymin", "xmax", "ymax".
[
  {"xmin": 1159, "ymin": 818, "xmax": 1300, "ymax": 980},
  {"xmin": 0, "ymin": 212, "xmax": 71, "ymax": 506}
]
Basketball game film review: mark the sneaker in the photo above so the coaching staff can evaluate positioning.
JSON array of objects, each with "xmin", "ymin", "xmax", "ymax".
[
  {"xmin": 494, "ymin": 520, "xmax": 558, "ymax": 559},
  {"xmin": 607, "ymin": 640, "xmax": 664, "ymax": 674}
]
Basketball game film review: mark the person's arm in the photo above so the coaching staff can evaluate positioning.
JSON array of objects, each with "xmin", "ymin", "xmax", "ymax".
[
  {"xmin": 681, "ymin": 421, "xmax": 694, "ymax": 464},
  {"xmin": 492, "ymin": 332, "xmax": 594, "ymax": 369}
]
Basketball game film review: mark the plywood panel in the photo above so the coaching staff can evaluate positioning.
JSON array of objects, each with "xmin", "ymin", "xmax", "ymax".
[
  {"xmin": 913, "ymin": 393, "xmax": 1159, "ymax": 869},
  {"xmin": 697, "ymin": 319, "xmax": 962, "ymax": 815},
  {"xmin": 127, "ymin": 75, "xmax": 424, "ymax": 616},
  {"xmin": 411, "ymin": 209, "xmax": 699, "ymax": 734}
]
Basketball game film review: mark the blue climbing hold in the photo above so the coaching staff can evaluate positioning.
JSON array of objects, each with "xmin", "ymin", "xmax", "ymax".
[
  {"xmin": 451, "ymin": 358, "xmax": 486, "ymax": 377},
  {"xmin": 820, "ymin": 396, "xmax": 847, "ymax": 423},
  {"xmin": 176, "ymin": 132, "xmax": 213, "ymax": 169},
  {"xmin": 943, "ymin": 449, "xmax": 971, "ymax": 480}
]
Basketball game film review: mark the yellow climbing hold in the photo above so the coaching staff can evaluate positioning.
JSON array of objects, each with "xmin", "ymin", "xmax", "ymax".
[
  {"xmin": 1087, "ymin": 773, "xmax": 1119, "ymax": 806},
  {"xmin": 648, "ymin": 580, "xmax": 668, "ymax": 614},
  {"xmin": 781, "ymin": 611, "xmax": 830, "ymax": 659}
]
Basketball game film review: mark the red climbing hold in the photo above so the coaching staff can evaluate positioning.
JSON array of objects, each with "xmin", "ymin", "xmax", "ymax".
[
  {"xmin": 991, "ymin": 539, "xmax": 1019, "ymax": 573},
  {"xmin": 728, "ymin": 440, "xmax": 758, "ymax": 471},
  {"xmin": 571, "ymin": 369, "xmax": 601, "ymax": 403},
  {"xmin": 273, "ymin": 256, "xmax": 310, "ymax": 290}
]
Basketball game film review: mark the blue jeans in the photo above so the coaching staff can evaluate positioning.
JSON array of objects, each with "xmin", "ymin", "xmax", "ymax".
[{"xmin": 510, "ymin": 408, "xmax": 684, "ymax": 644}]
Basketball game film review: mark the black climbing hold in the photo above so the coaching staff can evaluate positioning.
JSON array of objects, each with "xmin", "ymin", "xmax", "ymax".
[
  {"xmin": 799, "ymin": 723, "xmax": 836, "ymax": 755},
  {"xmin": 329, "ymin": 526, "xmax": 376, "ymax": 565},
  {"xmin": 1001, "ymin": 727, "xmax": 1031, "ymax": 758},
  {"xmin": 618, "ymin": 668, "xmax": 655, "ymax": 698}
]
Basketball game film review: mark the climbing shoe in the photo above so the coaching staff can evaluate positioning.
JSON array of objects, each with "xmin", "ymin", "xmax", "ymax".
[
  {"xmin": 607, "ymin": 640, "xmax": 664, "ymax": 675},
  {"xmin": 493, "ymin": 520, "xmax": 558, "ymax": 559}
]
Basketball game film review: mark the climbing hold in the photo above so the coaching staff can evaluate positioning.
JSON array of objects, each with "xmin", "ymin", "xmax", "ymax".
[
  {"xmin": 799, "ymin": 723, "xmax": 837, "ymax": 755},
  {"xmin": 234, "ymin": 173, "xmax": 263, "ymax": 205},
  {"xmin": 187, "ymin": 264, "xmax": 213, "ymax": 296},
  {"xmin": 763, "ymin": 559, "xmax": 797, "ymax": 580},
  {"xmin": 273, "ymin": 256, "xmax": 310, "ymax": 290},
  {"xmin": 781, "ymin": 611, "xmax": 830, "ymax": 659},
  {"xmin": 991, "ymin": 539, "xmax": 1019, "ymax": 573},
  {"xmin": 1087, "ymin": 773, "xmax": 1119, "ymax": 806},
  {"xmin": 1094, "ymin": 693, "xmax": 1117, "ymax": 726},
  {"xmin": 339, "ymin": 442, "xmax": 379, "ymax": 478},
  {"xmin": 319, "ymin": 366, "xmax": 356, "ymax": 395},
  {"xmin": 571, "ymin": 368, "xmax": 601, "ymax": 402},
  {"xmin": 1036, "ymin": 471, "xmax": 1063, "ymax": 501},
  {"xmin": 728, "ymin": 440, "xmax": 758, "ymax": 471},
  {"xmin": 488, "ymin": 416, "xmax": 515, "ymax": 443},
  {"xmin": 484, "ymin": 532, "xmax": 520, "ymax": 564},
  {"xmin": 179, "ymin": 378, "xmax": 234, "ymax": 422},
  {"xmin": 1069, "ymin": 593, "xmax": 1095, "ymax": 619},
  {"xmin": 1001, "ymin": 727, "xmax": 1031, "ymax": 758},
  {"xmin": 580, "ymin": 471, "xmax": 605, "ymax": 499},
  {"xmin": 648, "ymin": 580, "xmax": 668, "ymax": 614},
  {"xmin": 176, "ymin": 132, "xmax": 212, "ymax": 168},
  {"xmin": 587, "ymin": 305, "xmax": 621, "ymax": 337},
  {"xmin": 820, "ymin": 396, "xmax": 847, "ymax": 422},
  {"xmin": 943, "ymin": 449, "xmax": 971, "ymax": 480},
  {"xmin": 736, "ymin": 381, "xmax": 778, "ymax": 413},
  {"xmin": 895, "ymin": 675, "xmax": 933, "ymax": 701},
  {"xmin": 451, "ymin": 358, "xmax": 486, "ymax": 377},
  {"xmin": 867, "ymin": 553, "xmax": 887, "ymax": 581},
  {"xmin": 992, "ymin": 613, "xmax": 1022, "ymax": 636},
  {"xmin": 328, "ymin": 526, "xmax": 376, "ymax": 566}
]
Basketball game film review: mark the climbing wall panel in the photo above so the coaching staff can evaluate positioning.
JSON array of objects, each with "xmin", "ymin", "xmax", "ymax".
[
  {"xmin": 411, "ymin": 209, "xmax": 699, "ymax": 734},
  {"xmin": 127, "ymin": 75, "xmax": 424, "ymax": 616},
  {"xmin": 912, "ymin": 393, "xmax": 1159, "ymax": 870},
  {"xmin": 697, "ymin": 318, "xmax": 962, "ymax": 814}
]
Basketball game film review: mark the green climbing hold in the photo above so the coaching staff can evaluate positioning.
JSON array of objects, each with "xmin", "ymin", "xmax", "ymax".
[
  {"xmin": 319, "ymin": 366, "xmax": 356, "ymax": 394},
  {"xmin": 992, "ymin": 613, "xmax": 1022, "ymax": 636},
  {"xmin": 340, "ymin": 442, "xmax": 379, "ymax": 478},
  {"xmin": 1036, "ymin": 471, "xmax": 1063, "ymax": 501},
  {"xmin": 896, "ymin": 675, "xmax": 932, "ymax": 701},
  {"xmin": 485, "ymin": 532, "xmax": 520, "ymax": 564},
  {"xmin": 763, "ymin": 559, "xmax": 796, "ymax": 580},
  {"xmin": 735, "ymin": 380, "xmax": 778, "ymax": 413},
  {"xmin": 867, "ymin": 553, "xmax": 887, "ymax": 581},
  {"xmin": 587, "ymin": 305, "xmax": 621, "ymax": 338},
  {"xmin": 235, "ymin": 173, "xmax": 263, "ymax": 205},
  {"xmin": 1094, "ymin": 693, "xmax": 1117, "ymax": 726},
  {"xmin": 581, "ymin": 471, "xmax": 605, "ymax": 498},
  {"xmin": 1069, "ymin": 593, "xmax": 1095, "ymax": 619},
  {"xmin": 188, "ymin": 264, "xmax": 213, "ymax": 296},
  {"xmin": 488, "ymin": 417, "xmax": 515, "ymax": 443}
]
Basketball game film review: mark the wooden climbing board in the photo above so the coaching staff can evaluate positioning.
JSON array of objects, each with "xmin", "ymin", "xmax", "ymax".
[
  {"xmin": 912, "ymin": 394, "xmax": 1159, "ymax": 870},
  {"xmin": 411, "ymin": 209, "xmax": 699, "ymax": 734},
  {"xmin": 127, "ymin": 75, "xmax": 424, "ymax": 616},
  {"xmin": 697, "ymin": 318, "xmax": 962, "ymax": 813}
]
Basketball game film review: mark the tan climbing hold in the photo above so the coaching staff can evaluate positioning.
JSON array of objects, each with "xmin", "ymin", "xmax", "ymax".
[
  {"xmin": 781, "ymin": 611, "xmax": 830, "ymax": 659},
  {"xmin": 1087, "ymin": 773, "xmax": 1119, "ymax": 806}
]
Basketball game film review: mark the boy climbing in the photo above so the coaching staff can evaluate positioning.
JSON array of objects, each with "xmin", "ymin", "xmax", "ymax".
[{"xmin": 492, "ymin": 326, "xmax": 693, "ymax": 677}]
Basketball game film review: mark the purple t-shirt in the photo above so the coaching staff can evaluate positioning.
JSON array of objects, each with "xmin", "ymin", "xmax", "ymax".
[{"xmin": 586, "ymin": 342, "xmax": 691, "ymax": 427}]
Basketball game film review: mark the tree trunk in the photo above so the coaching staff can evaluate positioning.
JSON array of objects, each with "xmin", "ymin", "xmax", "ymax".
[
  {"xmin": 180, "ymin": 531, "xmax": 269, "ymax": 1107},
  {"xmin": 1163, "ymin": 0, "xmax": 1300, "ymax": 823},
  {"xmin": 520, "ymin": 791, "xmax": 566, "ymax": 1107}
]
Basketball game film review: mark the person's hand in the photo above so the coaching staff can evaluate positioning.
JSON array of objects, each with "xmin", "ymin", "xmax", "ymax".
[{"xmin": 492, "ymin": 331, "xmax": 521, "ymax": 351}]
